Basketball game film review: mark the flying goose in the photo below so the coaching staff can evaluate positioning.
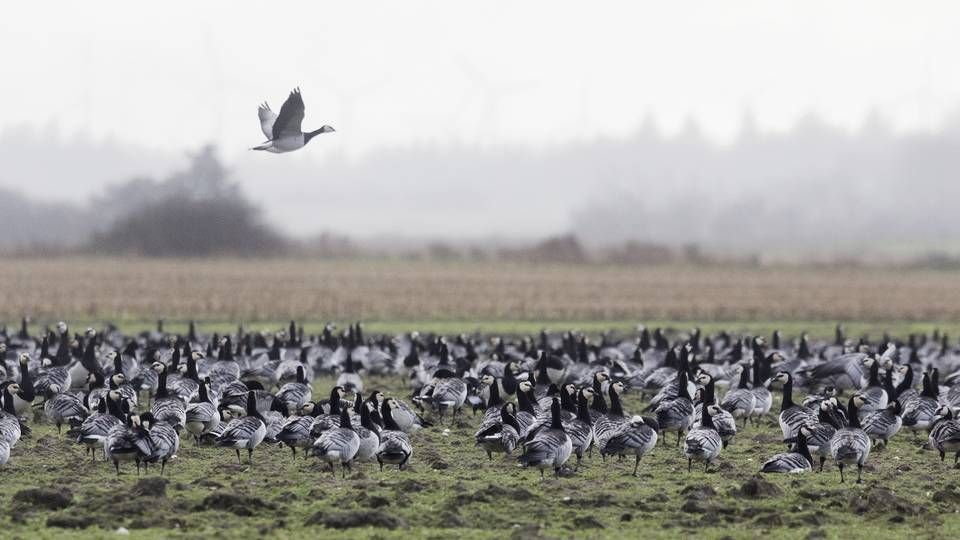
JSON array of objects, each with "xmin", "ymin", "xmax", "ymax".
[{"xmin": 252, "ymin": 88, "xmax": 334, "ymax": 153}]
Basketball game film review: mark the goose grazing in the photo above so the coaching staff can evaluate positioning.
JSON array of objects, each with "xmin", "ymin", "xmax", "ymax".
[
  {"xmin": 928, "ymin": 405, "xmax": 960, "ymax": 465},
  {"xmin": 252, "ymin": 88, "xmax": 334, "ymax": 153},
  {"xmin": 760, "ymin": 431, "xmax": 813, "ymax": 473},
  {"xmin": 44, "ymin": 389, "xmax": 89, "ymax": 434},
  {"xmin": 377, "ymin": 398, "xmax": 414, "ymax": 471},
  {"xmin": 683, "ymin": 403, "xmax": 723, "ymax": 472},
  {"xmin": 601, "ymin": 415, "xmax": 659, "ymax": 476},
  {"xmin": 313, "ymin": 408, "xmax": 360, "ymax": 478},
  {"xmin": 655, "ymin": 370, "xmax": 694, "ymax": 446},
  {"xmin": 720, "ymin": 366, "xmax": 756, "ymax": 427},
  {"xmin": 828, "ymin": 395, "xmax": 871, "ymax": 483},
  {"xmin": 140, "ymin": 412, "xmax": 180, "ymax": 475},
  {"xmin": 771, "ymin": 371, "xmax": 816, "ymax": 443},
  {"xmin": 104, "ymin": 414, "xmax": 153, "ymax": 475},
  {"xmin": 517, "ymin": 397, "xmax": 572, "ymax": 479},
  {"xmin": 185, "ymin": 379, "xmax": 220, "ymax": 446},
  {"xmin": 474, "ymin": 402, "xmax": 521, "ymax": 460},
  {"xmin": 75, "ymin": 390, "xmax": 125, "ymax": 460},
  {"xmin": 217, "ymin": 391, "xmax": 267, "ymax": 465},
  {"xmin": 277, "ymin": 402, "xmax": 322, "ymax": 460},
  {"xmin": 861, "ymin": 400, "xmax": 902, "ymax": 448}
]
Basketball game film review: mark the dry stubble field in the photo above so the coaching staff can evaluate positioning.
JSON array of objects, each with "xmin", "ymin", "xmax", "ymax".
[{"xmin": 0, "ymin": 257, "xmax": 958, "ymax": 325}]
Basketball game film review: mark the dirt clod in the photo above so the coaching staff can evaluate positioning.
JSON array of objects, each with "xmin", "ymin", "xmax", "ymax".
[
  {"xmin": 12, "ymin": 488, "xmax": 73, "ymax": 511},
  {"xmin": 131, "ymin": 477, "xmax": 168, "ymax": 498},
  {"xmin": 738, "ymin": 476, "xmax": 783, "ymax": 498}
]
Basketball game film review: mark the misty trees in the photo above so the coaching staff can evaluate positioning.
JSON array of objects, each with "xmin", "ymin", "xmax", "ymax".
[{"xmin": 90, "ymin": 146, "xmax": 286, "ymax": 256}]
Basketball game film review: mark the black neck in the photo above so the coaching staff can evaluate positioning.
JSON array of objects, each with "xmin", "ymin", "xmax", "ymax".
[{"xmin": 780, "ymin": 375, "xmax": 795, "ymax": 411}]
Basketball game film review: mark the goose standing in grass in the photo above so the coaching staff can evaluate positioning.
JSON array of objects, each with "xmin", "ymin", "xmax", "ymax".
[
  {"xmin": 601, "ymin": 415, "xmax": 659, "ymax": 476},
  {"xmin": 150, "ymin": 363, "xmax": 186, "ymax": 431},
  {"xmin": 565, "ymin": 388, "xmax": 596, "ymax": 469},
  {"xmin": 749, "ymin": 352, "xmax": 775, "ymax": 424},
  {"xmin": 276, "ymin": 365, "xmax": 312, "ymax": 413},
  {"xmin": 140, "ymin": 412, "xmax": 180, "ymax": 475},
  {"xmin": 185, "ymin": 379, "xmax": 220, "ymax": 446},
  {"xmin": 862, "ymin": 400, "xmax": 903, "ymax": 448},
  {"xmin": 692, "ymin": 373, "xmax": 737, "ymax": 447},
  {"xmin": 594, "ymin": 381, "xmax": 630, "ymax": 454},
  {"xmin": 76, "ymin": 391, "xmax": 125, "ymax": 460},
  {"xmin": 44, "ymin": 388, "xmax": 89, "ymax": 434},
  {"xmin": 353, "ymin": 400, "xmax": 381, "ymax": 464},
  {"xmin": 423, "ymin": 368, "xmax": 468, "ymax": 423},
  {"xmin": 720, "ymin": 366, "xmax": 756, "ymax": 427},
  {"xmin": 335, "ymin": 353, "xmax": 364, "ymax": 394},
  {"xmin": 902, "ymin": 371, "xmax": 940, "ymax": 435},
  {"xmin": 0, "ymin": 438, "xmax": 8, "ymax": 467},
  {"xmin": 217, "ymin": 391, "xmax": 267, "ymax": 465},
  {"xmin": 475, "ymin": 402, "xmax": 521, "ymax": 460},
  {"xmin": 683, "ymin": 403, "xmax": 723, "ymax": 472},
  {"xmin": 313, "ymin": 408, "xmax": 360, "ymax": 478},
  {"xmin": 518, "ymin": 397, "xmax": 572, "ymax": 479},
  {"xmin": 655, "ymin": 370, "xmax": 694, "ymax": 446},
  {"xmin": 828, "ymin": 395, "xmax": 871, "ymax": 483},
  {"xmin": 252, "ymin": 88, "xmax": 334, "ymax": 153},
  {"xmin": 104, "ymin": 414, "xmax": 153, "ymax": 476},
  {"xmin": 377, "ymin": 398, "xmax": 414, "ymax": 471},
  {"xmin": 760, "ymin": 431, "xmax": 813, "ymax": 473},
  {"xmin": 10, "ymin": 353, "xmax": 36, "ymax": 416},
  {"xmin": 928, "ymin": 405, "xmax": 960, "ymax": 465},
  {"xmin": 771, "ymin": 371, "xmax": 817, "ymax": 443},
  {"xmin": 277, "ymin": 402, "xmax": 322, "ymax": 460},
  {"xmin": 0, "ymin": 382, "xmax": 24, "ymax": 448},
  {"xmin": 856, "ymin": 357, "xmax": 890, "ymax": 418}
]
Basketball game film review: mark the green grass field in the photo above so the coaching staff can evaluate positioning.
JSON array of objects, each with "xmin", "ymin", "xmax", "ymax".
[{"xmin": 2, "ymin": 350, "xmax": 960, "ymax": 539}]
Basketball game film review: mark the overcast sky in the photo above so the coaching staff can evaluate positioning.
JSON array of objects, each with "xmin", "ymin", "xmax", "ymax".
[{"xmin": 2, "ymin": 1, "xmax": 960, "ymax": 239}]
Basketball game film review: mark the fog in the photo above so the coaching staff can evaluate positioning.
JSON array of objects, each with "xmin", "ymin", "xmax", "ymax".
[{"xmin": 2, "ymin": 2, "xmax": 960, "ymax": 259}]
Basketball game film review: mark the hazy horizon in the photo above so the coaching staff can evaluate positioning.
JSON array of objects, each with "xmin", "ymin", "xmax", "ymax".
[{"xmin": 3, "ymin": 1, "xmax": 960, "ymax": 253}]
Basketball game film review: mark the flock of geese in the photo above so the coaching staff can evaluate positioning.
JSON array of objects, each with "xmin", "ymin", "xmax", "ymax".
[{"xmin": 2, "ymin": 320, "xmax": 960, "ymax": 485}]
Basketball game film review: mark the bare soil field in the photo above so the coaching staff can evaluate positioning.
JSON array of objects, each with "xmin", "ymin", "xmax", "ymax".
[{"xmin": 0, "ymin": 257, "xmax": 958, "ymax": 324}]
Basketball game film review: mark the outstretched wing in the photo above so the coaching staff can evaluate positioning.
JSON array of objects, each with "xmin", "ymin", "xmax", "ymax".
[
  {"xmin": 258, "ymin": 102, "xmax": 277, "ymax": 139},
  {"xmin": 272, "ymin": 88, "xmax": 305, "ymax": 140}
]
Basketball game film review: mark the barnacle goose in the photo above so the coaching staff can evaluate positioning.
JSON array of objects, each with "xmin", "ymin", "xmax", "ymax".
[
  {"xmin": 518, "ymin": 397, "xmax": 572, "ymax": 479},
  {"xmin": 377, "ymin": 398, "xmax": 414, "ymax": 471},
  {"xmin": 683, "ymin": 403, "xmax": 723, "ymax": 472},
  {"xmin": 251, "ymin": 87, "xmax": 334, "ymax": 153},
  {"xmin": 565, "ymin": 388, "xmax": 596, "ymax": 469},
  {"xmin": 720, "ymin": 366, "xmax": 756, "ymax": 427},
  {"xmin": 104, "ymin": 414, "xmax": 153, "ymax": 475},
  {"xmin": 692, "ymin": 373, "xmax": 737, "ymax": 447},
  {"xmin": 0, "ymin": 382, "xmax": 25, "ymax": 447},
  {"xmin": 277, "ymin": 402, "xmax": 322, "ymax": 460},
  {"xmin": 335, "ymin": 353, "xmax": 364, "ymax": 394},
  {"xmin": 655, "ymin": 370, "xmax": 694, "ymax": 446},
  {"xmin": 10, "ymin": 353, "xmax": 36, "ymax": 416},
  {"xmin": 761, "ymin": 431, "xmax": 813, "ymax": 473},
  {"xmin": 217, "ymin": 391, "xmax": 267, "ymax": 465},
  {"xmin": 276, "ymin": 365, "xmax": 312, "ymax": 413},
  {"xmin": 828, "ymin": 395, "xmax": 871, "ymax": 483},
  {"xmin": 771, "ymin": 371, "xmax": 817, "ymax": 442},
  {"xmin": 594, "ymin": 380, "xmax": 630, "ymax": 453},
  {"xmin": 354, "ymin": 400, "xmax": 381, "ymax": 463},
  {"xmin": 862, "ymin": 400, "xmax": 903, "ymax": 448},
  {"xmin": 928, "ymin": 405, "xmax": 960, "ymax": 465},
  {"xmin": 601, "ymin": 415, "xmax": 659, "ymax": 476},
  {"xmin": 150, "ymin": 362, "xmax": 186, "ymax": 431},
  {"xmin": 902, "ymin": 371, "xmax": 940, "ymax": 433},
  {"xmin": 514, "ymin": 380, "xmax": 540, "ymax": 437},
  {"xmin": 76, "ymin": 390, "xmax": 125, "ymax": 460},
  {"xmin": 185, "ymin": 379, "xmax": 220, "ymax": 446},
  {"xmin": 313, "ymin": 408, "xmax": 360, "ymax": 477},
  {"xmin": 856, "ymin": 357, "xmax": 890, "ymax": 417},
  {"xmin": 44, "ymin": 389, "xmax": 89, "ymax": 434},
  {"xmin": 749, "ymin": 351, "xmax": 775, "ymax": 423},
  {"xmin": 422, "ymin": 368, "xmax": 468, "ymax": 422},
  {"xmin": 140, "ymin": 412, "xmax": 180, "ymax": 475},
  {"xmin": 475, "ymin": 402, "xmax": 521, "ymax": 460},
  {"xmin": 309, "ymin": 386, "xmax": 349, "ymax": 437}
]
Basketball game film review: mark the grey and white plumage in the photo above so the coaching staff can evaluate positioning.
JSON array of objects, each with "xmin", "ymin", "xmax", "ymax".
[
  {"xmin": 828, "ymin": 396, "xmax": 871, "ymax": 483},
  {"xmin": 313, "ymin": 408, "xmax": 360, "ymax": 477},
  {"xmin": 564, "ymin": 388, "xmax": 597, "ymax": 469},
  {"xmin": 104, "ymin": 415, "xmax": 153, "ymax": 475},
  {"xmin": 252, "ymin": 88, "xmax": 335, "ymax": 153},
  {"xmin": 594, "ymin": 381, "xmax": 631, "ymax": 452},
  {"xmin": 761, "ymin": 432, "xmax": 813, "ymax": 473},
  {"xmin": 75, "ymin": 392, "xmax": 124, "ymax": 458},
  {"xmin": 683, "ymin": 404, "xmax": 723, "ymax": 472},
  {"xmin": 655, "ymin": 370, "xmax": 694, "ymax": 446},
  {"xmin": 151, "ymin": 365, "xmax": 186, "ymax": 431},
  {"xmin": 861, "ymin": 400, "xmax": 902, "ymax": 447},
  {"xmin": 275, "ymin": 365, "xmax": 312, "ymax": 413},
  {"xmin": 185, "ymin": 380, "xmax": 220, "ymax": 445},
  {"xmin": 601, "ymin": 415, "xmax": 659, "ymax": 476},
  {"xmin": 517, "ymin": 398, "xmax": 572, "ymax": 478},
  {"xmin": 377, "ymin": 398, "xmax": 414, "ymax": 471},
  {"xmin": 771, "ymin": 371, "xmax": 817, "ymax": 442},
  {"xmin": 720, "ymin": 366, "xmax": 757, "ymax": 425},
  {"xmin": 141, "ymin": 413, "xmax": 180, "ymax": 475},
  {"xmin": 0, "ymin": 383, "xmax": 25, "ymax": 447},
  {"xmin": 928, "ymin": 406, "xmax": 960, "ymax": 464},
  {"xmin": 475, "ymin": 402, "xmax": 521, "ymax": 459},
  {"xmin": 354, "ymin": 401, "xmax": 381, "ymax": 463},
  {"xmin": 44, "ymin": 391, "xmax": 89, "ymax": 433},
  {"xmin": 217, "ymin": 391, "xmax": 267, "ymax": 464}
]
